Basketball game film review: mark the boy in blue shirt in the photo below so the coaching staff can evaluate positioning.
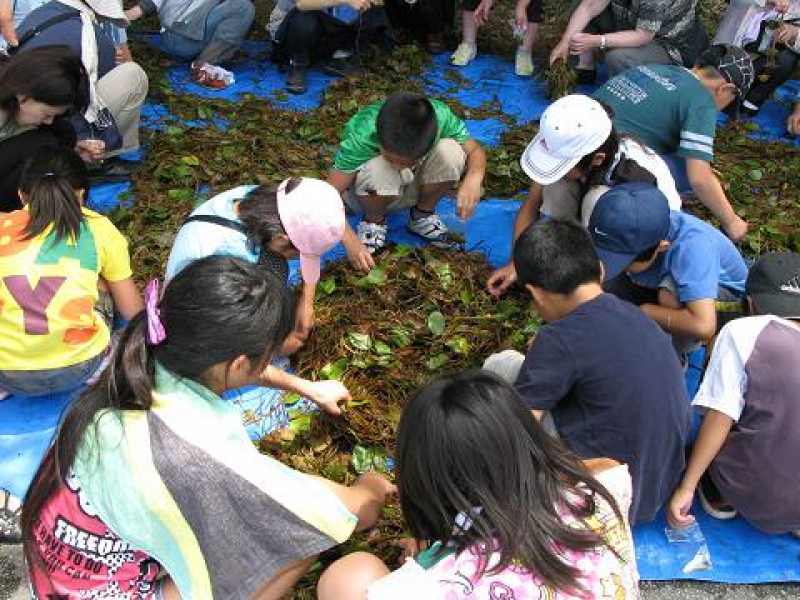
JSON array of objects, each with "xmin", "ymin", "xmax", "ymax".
[{"xmin": 590, "ymin": 183, "xmax": 748, "ymax": 353}]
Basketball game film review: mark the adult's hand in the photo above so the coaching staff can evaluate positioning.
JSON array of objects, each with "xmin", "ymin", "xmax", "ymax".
[
  {"xmin": 775, "ymin": 23, "xmax": 799, "ymax": 46},
  {"xmin": 722, "ymin": 215, "xmax": 748, "ymax": 243},
  {"xmin": 549, "ymin": 40, "xmax": 570, "ymax": 65},
  {"xmin": 473, "ymin": 0, "xmax": 494, "ymax": 27},
  {"xmin": 666, "ymin": 483, "xmax": 696, "ymax": 529},
  {"xmin": 569, "ymin": 32, "xmax": 600, "ymax": 54},
  {"xmin": 75, "ymin": 139, "xmax": 106, "ymax": 162},
  {"xmin": 486, "ymin": 262, "xmax": 517, "ymax": 297},
  {"xmin": 115, "ymin": 43, "xmax": 133, "ymax": 64},
  {"xmin": 0, "ymin": 18, "xmax": 17, "ymax": 47},
  {"xmin": 787, "ymin": 104, "xmax": 800, "ymax": 136},
  {"xmin": 345, "ymin": 0, "xmax": 371, "ymax": 11}
]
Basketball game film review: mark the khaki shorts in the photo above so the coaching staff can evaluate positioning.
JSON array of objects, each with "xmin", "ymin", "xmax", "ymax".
[{"xmin": 346, "ymin": 138, "xmax": 467, "ymax": 212}]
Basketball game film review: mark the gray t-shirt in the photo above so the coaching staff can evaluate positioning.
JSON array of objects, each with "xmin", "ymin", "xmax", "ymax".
[{"xmin": 609, "ymin": 0, "xmax": 700, "ymax": 65}]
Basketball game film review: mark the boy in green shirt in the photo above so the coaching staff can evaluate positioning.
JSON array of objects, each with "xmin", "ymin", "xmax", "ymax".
[
  {"xmin": 593, "ymin": 44, "xmax": 754, "ymax": 242},
  {"xmin": 326, "ymin": 92, "xmax": 487, "ymax": 271}
]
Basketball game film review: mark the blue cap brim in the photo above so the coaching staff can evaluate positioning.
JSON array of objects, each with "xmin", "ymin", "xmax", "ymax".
[{"xmin": 596, "ymin": 246, "xmax": 637, "ymax": 282}]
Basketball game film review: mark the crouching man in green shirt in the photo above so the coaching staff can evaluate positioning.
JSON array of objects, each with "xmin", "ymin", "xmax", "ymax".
[{"xmin": 326, "ymin": 92, "xmax": 487, "ymax": 271}]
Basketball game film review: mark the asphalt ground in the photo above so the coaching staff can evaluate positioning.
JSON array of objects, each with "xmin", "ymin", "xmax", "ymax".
[{"xmin": 2, "ymin": 543, "xmax": 798, "ymax": 599}]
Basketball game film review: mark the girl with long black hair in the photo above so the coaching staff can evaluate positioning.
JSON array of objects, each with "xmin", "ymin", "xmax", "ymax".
[
  {"xmin": 318, "ymin": 370, "xmax": 639, "ymax": 599},
  {"xmin": 21, "ymin": 255, "xmax": 394, "ymax": 599}
]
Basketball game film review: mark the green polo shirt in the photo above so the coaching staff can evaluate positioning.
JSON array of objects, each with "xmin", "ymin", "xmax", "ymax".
[{"xmin": 332, "ymin": 99, "xmax": 470, "ymax": 173}]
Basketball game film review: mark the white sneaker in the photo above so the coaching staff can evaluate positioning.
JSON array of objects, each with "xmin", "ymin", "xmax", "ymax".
[
  {"xmin": 357, "ymin": 220, "xmax": 387, "ymax": 253},
  {"xmin": 450, "ymin": 42, "xmax": 477, "ymax": 67},
  {"xmin": 515, "ymin": 48, "xmax": 534, "ymax": 77},
  {"xmin": 407, "ymin": 212, "xmax": 449, "ymax": 245}
]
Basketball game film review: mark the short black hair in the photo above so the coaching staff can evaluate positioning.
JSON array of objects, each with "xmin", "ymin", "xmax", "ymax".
[
  {"xmin": 633, "ymin": 244, "xmax": 660, "ymax": 263},
  {"xmin": 376, "ymin": 92, "xmax": 438, "ymax": 161},
  {"xmin": 513, "ymin": 219, "xmax": 601, "ymax": 294}
]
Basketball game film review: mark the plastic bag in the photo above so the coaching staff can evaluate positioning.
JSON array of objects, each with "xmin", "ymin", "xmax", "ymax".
[{"xmin": 665, "ymin": 521, "xmax": 713, "ymax": 574}]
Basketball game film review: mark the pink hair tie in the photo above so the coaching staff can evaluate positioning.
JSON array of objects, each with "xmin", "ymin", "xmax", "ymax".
[{"xmin": 144, "ymin": 279, "xmax": 166, "ymax": 345}]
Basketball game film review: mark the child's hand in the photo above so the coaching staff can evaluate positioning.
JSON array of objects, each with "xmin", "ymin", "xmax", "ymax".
[
  {"xmin": 357, "ymin": 471, "xmax": 397, "ymax": 502},
  {"xmin": 514, "ymin": 3, "xmax": 529, "ymax": 31},
  {"xmin": 308, "ymin": 380, "xmax": 351, "ymax": 416},
  {"xmin": 346, "ymin": 239, "xmax": 376, "ymax": 272},
  {"xmin": 667, "ymin": 483, "xmax": 696, "ymax": 529},
  {"xmin": 473, "ymin": 0, "xmax": 494, "ymax": 27},
  {"xmin": 456, "ymin": 177, "xmax": 481, "ymax": 220},
  {"xmin": 486, "ymin": 262, "xmax": 517, "ymax": 297},
  {"xmin": 787, "ymin": 103, "xmax": 800, "ymax": 136}
]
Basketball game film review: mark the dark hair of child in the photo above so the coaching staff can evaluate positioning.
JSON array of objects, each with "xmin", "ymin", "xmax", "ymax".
[
  {"xmin": 237, "ymin": 177, "xmax": 302, "ymax": 255},
  {"xmin": 376, "ymin": 92, "xmax": 438, "ymax": 161},
  {"xmin": 18, "ymin": 145, "xmax": 89, "ymax": 243},
  {"xmin": 0, "ymin": 45, "xmax": 90, "ymax": 117},
  {"xmin": 21, "ymin": 256, "xmax": 295, "ymax": 571},
  {"xmin": 576, "ymin": 102, "xmax": 619, "ymax": 177},
  {"xmin": 396, "ymin": 370, "xmax": 624, "ymax": 593},
  {"xmin": 513, "ymin": 219, "xmax": 602, "ymax": 294}
]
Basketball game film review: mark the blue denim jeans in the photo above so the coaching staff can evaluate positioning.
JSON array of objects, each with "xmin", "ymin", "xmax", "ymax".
[{"xmin": 160, "ymin": 0, "xmax": 255, "ymax": 64}]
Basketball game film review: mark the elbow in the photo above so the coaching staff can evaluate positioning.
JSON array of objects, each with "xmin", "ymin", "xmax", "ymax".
[{"xmin": 693, "ymin": 316, "xmax": 717, "ymax": 341}]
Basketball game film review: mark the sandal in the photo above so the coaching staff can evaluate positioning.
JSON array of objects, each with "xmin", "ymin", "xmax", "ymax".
[{"xmin": 0, "ymin": 488, "xmax": 22, "ymax": 544}]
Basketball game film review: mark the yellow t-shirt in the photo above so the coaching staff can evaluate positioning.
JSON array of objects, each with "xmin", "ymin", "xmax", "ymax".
[{"xmin": 0, "ymin": 207, "xmax": 133, "ymax": 371}]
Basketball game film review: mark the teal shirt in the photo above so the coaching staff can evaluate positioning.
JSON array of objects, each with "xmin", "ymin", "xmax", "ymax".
[
  {"xmin": 593, "ymin": 65, "xmax": 718, "ymax": 162},
  {"xmin": 332, "ymin": 99, "xmax": 470, "ymax": 173}
]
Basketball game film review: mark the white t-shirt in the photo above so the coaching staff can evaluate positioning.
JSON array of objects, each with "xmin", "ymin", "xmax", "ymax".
[
  {"xmin": 693, "ymin": 314, "xmax": 800, "ymax": 421},
  {"xmin": 580, "ymin": 138, "xmax": 682, "ymax": 228}
]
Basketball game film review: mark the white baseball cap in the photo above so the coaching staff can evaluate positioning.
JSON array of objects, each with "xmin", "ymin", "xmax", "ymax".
[{"xmin": 520, "ymin": 95, "xmax": 613, "ymax": 185}]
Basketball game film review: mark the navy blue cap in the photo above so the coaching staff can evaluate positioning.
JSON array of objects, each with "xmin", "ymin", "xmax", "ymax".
[{"xmin": 588, "ymin": 182, "xmax": 672, "ymax": 281}]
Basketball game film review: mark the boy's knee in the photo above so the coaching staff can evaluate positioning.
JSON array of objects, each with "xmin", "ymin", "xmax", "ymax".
[
  {"xmin": 318, "ymin": 552, "xmax": 388, "ymax": 600},
  {"xmin": 354, "ymin": 156, "xmax": 404, "ymax": 198},
  {"xmin": 420, "ymin": 138, "xmax": 466, "ymax": 185},
  {"xmin": 118, "ymin": 62, "xmax": 150, "ymax": 104}
]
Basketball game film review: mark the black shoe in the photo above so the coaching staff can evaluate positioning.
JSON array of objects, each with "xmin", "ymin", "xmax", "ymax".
[
  {"xmin": 88, "ymin": 158, "xmax": 138, "ymax": 184},
  {"xmin": 321, "ymin": 56, "xmax": 360, "ymax": 77},
  {"xmin": 575, "ymin": 68, "xmax": 596, "ymax": 85},
  {"xmin": 286, "ymin": 63, "xmax": 307, "ymax": 95}
]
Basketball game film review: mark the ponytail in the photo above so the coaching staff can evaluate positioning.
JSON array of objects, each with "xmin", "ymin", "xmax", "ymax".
[
  {"xmin": 22, "ymin": 256, "xmax": 295, "ymax": 568},
  {"xmin": 18, "ymin": 146, "xmax": 89, "ymax": 243}
]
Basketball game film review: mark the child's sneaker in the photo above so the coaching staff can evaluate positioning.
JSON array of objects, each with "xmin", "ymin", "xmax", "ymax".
[
  {"xmin": 357, "ymin": 220, "xmax": 387, "ymax": 253},
  {"xmin": 191, "ymin": 63, "xmax": 235, "ymax": 89},
  {"xmin": 515, "ymin": 48, "xmax": 534, "ymax": 77},
  {"xmin": 451, "ymin": 42, "xmax": 477, "ymax": 66},
  {"xmin": 407, "ymin": 211, "xmax": 449, "ymax": 245},
  {"xmin": 0, "ymin": 488, "xmax": 22, "ymax": 544},
  {"xmin": 698, "ymin": 474, "xmax": 738, "ymax": 520}
]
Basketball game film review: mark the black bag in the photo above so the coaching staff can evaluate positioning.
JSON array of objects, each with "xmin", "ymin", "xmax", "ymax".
[{"xmin": 12, "ymin": 6, "xmax": 124, "ymax": 151}]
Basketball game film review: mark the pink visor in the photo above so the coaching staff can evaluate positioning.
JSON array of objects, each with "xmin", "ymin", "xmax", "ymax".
[{"xmin": 276, "ymin": 177, "xmax": 346, "ymax": 285}]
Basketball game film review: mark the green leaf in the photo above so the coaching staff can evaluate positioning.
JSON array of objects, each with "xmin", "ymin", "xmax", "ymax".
[
  {"xmin": 426, "ymin": 352, "xmax": 449, "ymax": 370},
  {"xmin": 428, "ymin": 259, "xmax": 453, "ymax": 289},
  {"xmin": 289, "ymin": 413, "xmax": 312, "ymax": 435},
  {"xmin": 347, "ymin": 332, "xmax": 372, "ymax": 352},
  {"xmin": 282, "ymin": 392, "xmax": 301, "ymax": 406},
  {"xmin": 318, "ymin": 276, "xmax": 336, "ymax": 296},
  {"xmin": 351, "ymin": 445, "xmax": 389, "ymax": 474},
  {"xmin": 197, "ymin": 106, "xmax": 213, "ymax": 120},
  {"xmin": 392, "ymin": 244, "xmax": 414, "ymax": 257},
  {"xmin": 749, "ymin": 169, "xmax": 764, "ymax": 181},
  {"xmin": 166, "ymin": 125, "xmax": 184, "ymax": 136},
  {"xmin": 446, "ymin": 336, "xmax": 470, "ymax": 354},
  {"xmin": 356, "ymin": 267, "xmax": 387, "ymax": 289},
  {"xmin": 320, "ymin": 357, "xmax": 348, "ymax": 380},
  {"xmin": 427, "ymin": 311, "xmax": 446, "ymax": 336},
  {"xmin": 391, "ymin": 327, "xmax": 412, "ymax": 348},
  {"xmin": 167, "ymin": 188, "xmax": 193, "ymax": 202},
  {"xmin": 373, "ymin": 341, "xmax": 392, "ymax": 356},
  {"xmin": 459, "ymin": 289, "xmax": 473, "ymax": 305},
  {"xmin": 181, "ymin": 155, "xmax": 201, "ymax": 166}
]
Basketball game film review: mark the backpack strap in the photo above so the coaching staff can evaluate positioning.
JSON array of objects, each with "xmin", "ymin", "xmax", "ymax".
[
  {"xmin": 10, "ymin": 10, "xmax": 79, "ymax": 54},
  {"xmin": 182, "ymin": 214, "xmax": 247, "ymax": 234}
]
